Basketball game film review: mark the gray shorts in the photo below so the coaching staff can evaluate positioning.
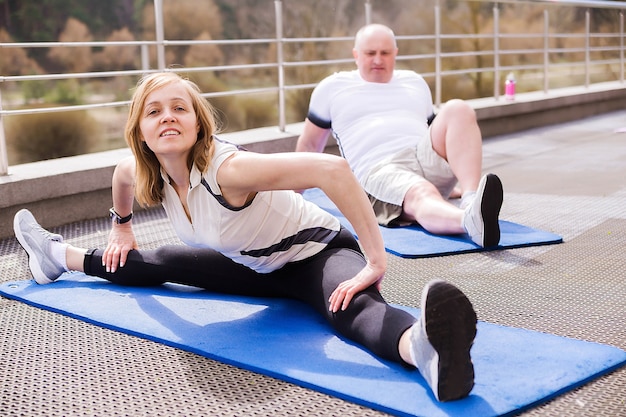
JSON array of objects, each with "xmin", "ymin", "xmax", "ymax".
[{"xmin": 362, "ymin": 130, "xmax": 457, "ymax": 226}]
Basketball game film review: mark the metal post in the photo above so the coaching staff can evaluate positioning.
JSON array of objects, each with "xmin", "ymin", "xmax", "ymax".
[
  {"xmin": 619, "ymin": 10, "xmax": 624, "ymax": 84},
  {"xmin": 275, "ymin": 0, "xmax": 286, "ymax": 132},
  {"xmin": 0, "ymin": 88, "xmax": 8, "ymax": 176},
  {"xmin": 435, "ymin": 0, "xmax": 442, "ymax": 106},
  {"xmin": 141, "ymin": 44, "xmax": 150, "ymax": 71},
  {"xmin": 543, "ymin": 9, "xmax": 550, "ymax": 94},
  {"xmin": 585, "ymin": 8, "xmax": 590, "ymax": 87},
  {"xmin": 365, "ymin": 0, "xmax": 372, "ymax": 25},
  {"xmin": 154, "ymin": 0, "xmax": 166, "ymax": 70},
  {"xmin": 493, "ymin": 3, "xmax": 500, "ymax": 100}
]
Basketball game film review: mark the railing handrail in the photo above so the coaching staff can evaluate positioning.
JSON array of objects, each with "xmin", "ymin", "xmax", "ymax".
[
  {"xmin": 482, "ymin": 0, "xmax": 626, "ymax": 9},
  {"xmin": 1, "ymin": 0, "xmax": 626, "ymax": 175}
]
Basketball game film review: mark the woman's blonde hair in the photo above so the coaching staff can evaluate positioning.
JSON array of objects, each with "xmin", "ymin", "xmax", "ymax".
[{"xmin": 124, "ymin": 72, "xmax": 218, "ymax": 207}]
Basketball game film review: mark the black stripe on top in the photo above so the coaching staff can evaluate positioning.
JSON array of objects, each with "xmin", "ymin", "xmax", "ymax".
[
  {"xmin": 241, "ymin": 227, "xmax": 339, "ymax": 258},
  {"xmin": 200, "ymin": 178, "xmax": 253, "ymax": 211},
  {"xmin": 307, "ymin": 111, "xmax": 332, "ymax": 129}
]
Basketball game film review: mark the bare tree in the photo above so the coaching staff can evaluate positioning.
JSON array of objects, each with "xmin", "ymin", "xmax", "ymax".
[
  {"xmin": 0, "ymin": 29, "xmax": 42, "ymax": 76},
  {"xmin": 47, "ymin": 18, "xmax": 94, "ymax": 73},
  {"xmin": 94, "ymin": 27, "xmax": 138, "ymax": 71},
  {"xmin": 184, "ymin": 31, "xmax": 225, "ymax": 68},
  {"xmin": 141, "ymin": 0, "xmax": 223, "ymax": 67}
]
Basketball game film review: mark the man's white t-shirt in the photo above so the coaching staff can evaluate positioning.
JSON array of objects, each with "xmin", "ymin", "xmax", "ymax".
[{"xmin": 307, "ymin": 69, "xmax": 434, "ymax": 181}]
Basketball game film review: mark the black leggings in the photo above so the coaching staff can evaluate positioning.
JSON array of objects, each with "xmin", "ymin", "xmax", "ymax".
[{"xmin": 83, "ymin": 228, "xmax": 416, "ymax": 364}]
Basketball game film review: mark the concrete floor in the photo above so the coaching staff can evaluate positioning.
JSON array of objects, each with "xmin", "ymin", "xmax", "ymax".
[{"xmin": 0, "ymin": 110, "xmax": 625, "ymax": 416}]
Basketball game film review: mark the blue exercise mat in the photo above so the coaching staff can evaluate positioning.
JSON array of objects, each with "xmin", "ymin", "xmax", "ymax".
[
  {"xmin": 302, "ymin": 188, "xmax": 563, "ymax": 258},
  {"xmin": 1, "ymin": 275, "xmax": 624, "ymax": 417}
]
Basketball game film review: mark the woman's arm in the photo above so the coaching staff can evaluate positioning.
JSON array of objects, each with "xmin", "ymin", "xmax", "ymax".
[
  {"xmin": 218, "ymin": 151, "xmax": 387, "ymax": 312},
  {"xmin": 103, "ymin": 156, "xmax": 138, "ymax": 273},
  {"xmin": 292, "ymin": 120, "xmax": 332, "ymax": 194},
  {"xmin": 111, "ymin": 156, "xmax": 136, "ymax": 219}
]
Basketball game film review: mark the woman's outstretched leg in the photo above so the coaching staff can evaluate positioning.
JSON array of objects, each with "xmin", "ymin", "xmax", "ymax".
[
  {"xmin": 275, "ymin": 239, "xmax": 416, "ymax": 363},
  {"xmin": 13, "ymin": 209, "xmax": 276, "ymax": 297},
  {"xmin": 274, "ymin": 230, "xmax": 477, "ymax": 402},
  {"xmin": 83, "ymin": 246, "xmax": 283, "ymax": 297}
]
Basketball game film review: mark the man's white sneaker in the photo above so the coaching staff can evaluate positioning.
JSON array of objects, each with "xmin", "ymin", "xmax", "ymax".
[
  {"xmin": 410, "ymin": 279, "xmax": 477, "ymax": 402},
  {"xmin": 462, "ymin": 173, "xmax": 503, "ymax": 247},
  {"xmin": 13, "ymin": 209, "xmax": 66, "ymax": 284}
]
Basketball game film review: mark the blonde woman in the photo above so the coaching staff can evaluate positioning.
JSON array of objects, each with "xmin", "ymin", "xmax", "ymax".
[{"xmin": 15, "ymin": 71, "xmax": 477, "ymax": 402}]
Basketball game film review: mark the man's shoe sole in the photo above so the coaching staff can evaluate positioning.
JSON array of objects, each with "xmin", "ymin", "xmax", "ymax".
[{"xmin": 480, "ymin": 174, "xmax": 503, "ymax": 248}]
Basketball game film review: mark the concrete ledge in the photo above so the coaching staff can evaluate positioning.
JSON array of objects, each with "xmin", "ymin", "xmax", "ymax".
[
  {"xmin": 1, "ymin": 82, "xmax": 625, "ymax": 239},
  {"xmin": 218, "ymin": 123, "xmax": 304, "ymax": 152},
  {"xmin": 0, "ymin": 149, "xmax": 132, "ymax": 239},
  {"xmin": 472, "ymin": 81, "xmax": 626, "ymax": 137}
]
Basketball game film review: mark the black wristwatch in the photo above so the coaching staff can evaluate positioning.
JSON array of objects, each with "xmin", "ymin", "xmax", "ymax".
[{"xmin": 109, "ymin": 207, "xmax": 133, "ymax": 224}]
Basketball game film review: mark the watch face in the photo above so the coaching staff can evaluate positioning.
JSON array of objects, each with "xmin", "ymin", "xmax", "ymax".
[
  {"xmin": 110, "ymin": 208, "xmax": 123, "ymax": 223},
  {"xmin": 110, "ymin": 208, "xmax": 132, "ymax": 224}
]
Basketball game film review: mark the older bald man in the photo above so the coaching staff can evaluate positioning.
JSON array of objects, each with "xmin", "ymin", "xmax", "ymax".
[{"xmin": 296, "ymin": 24, "xmax": 503, "ymax": 248}]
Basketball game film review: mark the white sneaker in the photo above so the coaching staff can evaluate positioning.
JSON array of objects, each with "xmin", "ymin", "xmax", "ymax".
[
  {"xmin": 13, "ymin": 209, "xmax": 66, "ymax": 284},
  {"xmin": 410, "ymin": 279, "xmax": 477, "ymax": 402},
  {"xmin": 459, "ymin": 191, "xmax": 476, "ymax": 210},
  {"xmin": 463, "ymin": 173, "xmax": 503, "ymax": 247}
]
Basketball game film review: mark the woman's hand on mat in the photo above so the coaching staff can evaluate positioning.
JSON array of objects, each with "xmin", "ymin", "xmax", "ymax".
[
  {"xmin": 328, "ymin": 261, "xmax": 384, "ymax": 313},
  {"xmin": 103, "ymin": 224, "xmax": 138, "ymax": 273}
]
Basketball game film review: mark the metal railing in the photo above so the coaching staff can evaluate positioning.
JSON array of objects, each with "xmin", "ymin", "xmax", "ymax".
[{"xmin": 1, "ymin": 0, "xmax": 625, "ymax": 176}]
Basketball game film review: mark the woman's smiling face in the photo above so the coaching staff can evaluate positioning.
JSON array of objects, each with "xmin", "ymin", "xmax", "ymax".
[{"xmin": 139, "ymin": 81, "xmax": 200, "ymax": 160}]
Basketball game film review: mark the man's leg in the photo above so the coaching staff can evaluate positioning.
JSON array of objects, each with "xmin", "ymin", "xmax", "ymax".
[
  {"xmin": 400, "ymin": 99, "xmax": 481, "ymax": 232},
  {"xmin": 400, "ymin": 179, "xmax": 465, "ymax": 234},
  {"xmin": 404, "ymin": 99, "xmax": 503, "ymax": 247},
  {"xmin": 429, "ymin": 99, "xmax": 483, "ymax": 196}
]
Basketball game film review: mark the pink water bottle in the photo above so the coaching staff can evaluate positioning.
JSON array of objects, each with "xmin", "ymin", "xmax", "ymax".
[{"xmin": 505, "ymin": 72, "xmax": 516, "ymax": 101}]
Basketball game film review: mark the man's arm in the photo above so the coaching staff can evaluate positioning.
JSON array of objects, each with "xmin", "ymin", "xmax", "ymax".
[{"xmin": 295, "ymin": 118, "xmax": 332, "ymax": 153}]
